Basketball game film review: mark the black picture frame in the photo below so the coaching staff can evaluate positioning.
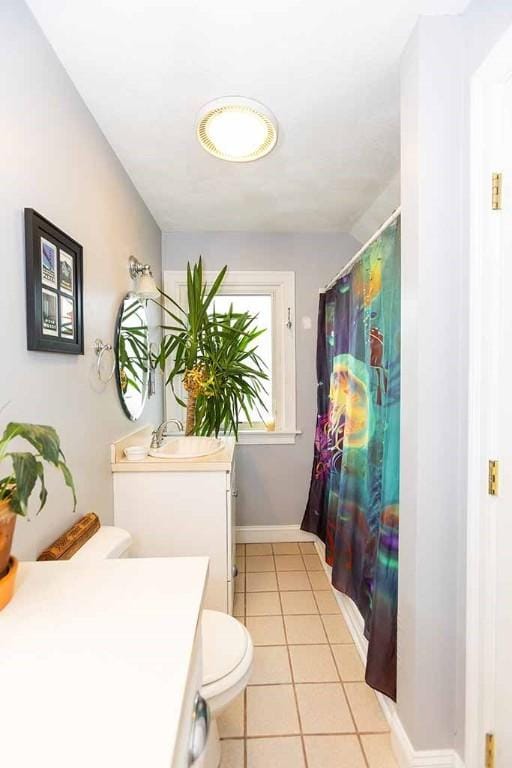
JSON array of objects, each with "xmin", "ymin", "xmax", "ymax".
[{"xmin": 25, "ymin": 208, "xmax": 84, "ymax": 354}]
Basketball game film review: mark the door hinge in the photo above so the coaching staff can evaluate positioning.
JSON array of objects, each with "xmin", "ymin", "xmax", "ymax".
[
  {"xmin": 488, "ymin": 460, "xmax": 499, "ymax": 496},
  {"xmin": 485, "ymin": 733, "xmax": 495, "ymax": 768},
  {"xmin": 492, "ymin": 173, "xmax": 502, "ymax": 210}
]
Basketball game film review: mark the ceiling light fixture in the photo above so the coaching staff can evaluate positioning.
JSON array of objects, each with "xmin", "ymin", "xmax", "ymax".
[{"xmin": 197, "ymin": 96, "xmax": 278, "ymax": 162}]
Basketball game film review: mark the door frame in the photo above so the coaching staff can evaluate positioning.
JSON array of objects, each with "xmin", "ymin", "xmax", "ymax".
[{"xmin": 466, "ymin": 25, "xmax": 512, "ymax": 768}]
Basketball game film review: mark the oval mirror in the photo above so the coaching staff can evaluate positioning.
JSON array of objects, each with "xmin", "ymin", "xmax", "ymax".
[{"xmin": 115, "ymin": 293, "xmax": 149, "ymax": 421}]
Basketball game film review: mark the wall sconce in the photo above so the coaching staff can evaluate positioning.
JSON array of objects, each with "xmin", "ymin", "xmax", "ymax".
[{"xmin": 128, "ymin": 256, "xmax": 159, "ymax": 299}]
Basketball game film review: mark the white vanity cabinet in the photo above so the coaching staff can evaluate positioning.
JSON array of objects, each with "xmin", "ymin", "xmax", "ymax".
[{"xmin": 112, "ymin": 434, "xmax": 237, "ymax": 614}]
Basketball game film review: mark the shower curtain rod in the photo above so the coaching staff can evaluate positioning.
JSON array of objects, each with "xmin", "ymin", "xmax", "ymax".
[{"xmin": 322, "ymin": 205, "xmax": 401, "ymax": 292}]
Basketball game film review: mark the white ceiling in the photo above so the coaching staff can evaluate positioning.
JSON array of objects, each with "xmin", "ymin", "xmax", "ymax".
[{"xmin": 27, "ymin": 0, "xmax": 469, "ymax": 233}]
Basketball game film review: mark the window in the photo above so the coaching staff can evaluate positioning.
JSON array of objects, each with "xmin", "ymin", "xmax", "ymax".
[
  {"xmin": 210, "ymin": 293, "xmax": 273, "ymax": 424},
  {"xmin": 163, "ymin": 270, "xmax": 297, "ymax": 444}
]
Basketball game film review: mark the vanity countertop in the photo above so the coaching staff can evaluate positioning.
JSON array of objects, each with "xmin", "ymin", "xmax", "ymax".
[
  {"xmin": 0, "ymin": 556, "xmax": 209, "ymax": 767},
  {"xmin": 111, "ymin": 427, "xmax": 236, "ymax": 472}
]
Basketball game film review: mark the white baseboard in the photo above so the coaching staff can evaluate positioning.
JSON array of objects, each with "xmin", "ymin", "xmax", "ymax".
[
  {"xmin": 389, "ymin": 713, "xmax": 464, "ymax": 768},
  {"xmin": 236, "ymin": 524, "xmax": 316, "ymax": 543},
  {"xmin": 312, "ymin": 540, "xmax": 464, "ymax": 768},
  {"xmin": 314, "ymin": 538, "xmax": 369, "ymax": 660}
]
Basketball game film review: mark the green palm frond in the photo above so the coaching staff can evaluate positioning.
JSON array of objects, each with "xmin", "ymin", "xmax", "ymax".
[{"xmin": 153, "ymin": 259, "xmax": 268, "ymax": 438}]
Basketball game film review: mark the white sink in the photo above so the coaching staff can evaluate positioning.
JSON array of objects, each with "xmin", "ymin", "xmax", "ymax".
[{"xmin": 149, "ymin": 436, "xmax": 224, "ymax": 460}]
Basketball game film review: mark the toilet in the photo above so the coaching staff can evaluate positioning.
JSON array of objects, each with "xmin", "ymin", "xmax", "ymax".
[{"xmin": 72, "ymin": 525, "xmax": 253, "ymax": 767}]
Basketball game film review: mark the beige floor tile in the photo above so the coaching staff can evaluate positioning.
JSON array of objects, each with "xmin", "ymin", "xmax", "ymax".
[
  {"xmin": 247, "ymin": 737, "xmax": 305, "ymax": 768},
  {"xmin": 233, "ymin": 593, "xmax": 245, "ymax": 617},
  {"xmin": 235, "ymin": 573, "xmax": 245, "ymax": 593},
  {"xmin": 360, "ymin": 733, "xmax": 398, "ymax": 768},
  {"xmin": 296, "ymin": 683, "xmax": 355, "ymax": 734},
  {"xmin": 304, "ymin": 735, "xmax": 366, "ymax": 768},
  {"xmin": 246, "ymin": 616, "xmax": 286, "ymax": 645},
  {"xmin": 246, "ymin": 543, "xmax": 273, "ymax": 555},
  {"xmin": 246, "ymin": 571, "xmax": 278, "ymax": 592},
  {"xmin": 289, "ymin": 644, "xmax": 339, "ymax": 683},
  {"xmin": 220, "ymin": 739, "xmax": 244, "ymax": 768},
  {"xmin": 246, "ymin": 685, "xmax": 300, "ymax": 736},
  {"xmin": 237, "ymin": 556, "xmax": 246, "ymax": 573},
  {"xmin": 280, "ymin": 590, "xmax": 318, "ymax": 615},
  {"xmin": 314, "ymin": 590, "xmax": 340, "ymax": 614},
  {"xmin": 218, "ymin": 693, "xmax": 244, "ymax": 737},
  {"xmin": 275, "ymin": 555, "xmax": 305, "ymax": 571},
  {"xmin": 344, "ymin": 683, "xmax": 389, "ymax": 732},
  {"xmin": 299, "ymin": 542, "xmax": 317, "ymax": 554},
  {"xmin": 307, "ymin": 570, "xmax": 331, "ymax": 590},
  {"xmin": 321, "ymin": 614, "xmax": 353, "ymax": 643},
  {"xmin": 250, "ymin": 646, "xmax": 292, "ymax": 684},
  {"xmin": 235, "ymin": 543, "xmax": 245, "ymax": 556},
  {"xmin": 303, "ymin": 554, "xmax": 324, "ymax": 571},
  {"xmin": 284, "ymin": 614, "xmax": 328, "ymax": 644},
  {"xmin": 246, "ymin": 555, "xmax": 275, "ymax": 572},
  {"xmin": 246, "ymin": 591, "xmax": 282, "ymax": 616},
  {"xmin": 272, "ymin": 542, "xmax": 300, "ymax": 555},
  {"xmin": 331, "ymin": 645, "xmax": 365, "ymax": 681},
  {"xmin": 277, "ymin": 571, "xmax": 311, "ymax": 591}
]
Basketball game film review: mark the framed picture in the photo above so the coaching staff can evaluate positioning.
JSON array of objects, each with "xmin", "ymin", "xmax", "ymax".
[{"xmin": 25, "ymin": 209, "xmax": 84, "ymax": 354}]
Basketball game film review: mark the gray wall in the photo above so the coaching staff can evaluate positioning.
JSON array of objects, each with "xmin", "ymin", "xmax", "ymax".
[
  {"xmin": 162, "ymin": 232, "xmax": 359, "ymax": 527},
  {"xmin": 399, "ymin": 2, "xmax": 512, "ymax": 758},
  {"xmin": 1, "ymin": 0, "xmax": 163, "ymax": 560}
]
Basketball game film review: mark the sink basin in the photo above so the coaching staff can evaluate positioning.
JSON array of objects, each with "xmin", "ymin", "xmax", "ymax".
[{"xmin": 149, "ymin": 436, "xmax": 224, "ymax": 460}]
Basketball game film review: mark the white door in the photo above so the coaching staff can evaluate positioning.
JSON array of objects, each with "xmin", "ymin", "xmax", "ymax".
[
  {"xmin": 491, "ymin": 76, "xmax": 512, "ymax": 768},
  {"xmin": 467, "ymin": 27, "xmax": 512, "ymax": 768}
]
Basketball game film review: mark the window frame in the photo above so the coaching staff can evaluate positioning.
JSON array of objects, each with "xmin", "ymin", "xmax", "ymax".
[{"xmin": 162, "ymin": 270, "xmax": 298, "ymax": 444}]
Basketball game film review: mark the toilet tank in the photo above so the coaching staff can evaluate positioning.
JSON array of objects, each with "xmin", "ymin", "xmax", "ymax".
[{"xmin": 71, "ymin": 526, "xmax": 132, "ymax": 562}]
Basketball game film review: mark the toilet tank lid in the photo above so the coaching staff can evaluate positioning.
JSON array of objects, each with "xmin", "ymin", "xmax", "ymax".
[{"xmin": 71, "ymin": 526, "xmax": 132, "ymax": 561}]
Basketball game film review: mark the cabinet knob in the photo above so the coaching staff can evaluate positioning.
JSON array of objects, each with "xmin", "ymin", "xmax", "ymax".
[
  {"xmin": 188, "ymin": 693, "xmax": 210, "ymax": 765},
  {"xmin": 232, "ymin": 489, "xmax": 239, "ymax": 497},
  {"xmin": 232, "ymin": 564, "xmax": 239, "ymax": 578}
]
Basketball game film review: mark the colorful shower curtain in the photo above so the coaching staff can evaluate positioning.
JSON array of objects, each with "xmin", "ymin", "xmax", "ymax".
[{"xmin": 302, "ymin": 217, "xmax": 400, "ymax": 700}]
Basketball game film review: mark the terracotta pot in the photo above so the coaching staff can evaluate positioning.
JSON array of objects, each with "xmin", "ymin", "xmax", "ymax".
[
  {"xmin": 0, "ymin": 557, "xmax": 18, "ymax": 611},
  {"xmin": 0, "ymin": 499, "xmax": 16, "ymax": 580}
]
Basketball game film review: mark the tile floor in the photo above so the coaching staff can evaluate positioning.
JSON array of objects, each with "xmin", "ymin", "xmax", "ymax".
[{"xmin": 219, "ymin": 542, "xmax": 398, "ymax": 768}]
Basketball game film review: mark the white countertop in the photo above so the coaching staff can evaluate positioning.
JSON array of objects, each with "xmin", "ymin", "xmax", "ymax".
[
  {"xmin": 0, "ymin": 557, "xmax": 209, "ymax": 767},
  {"xmin": 111, "ymin": 430, "xmax": 236, "ymax": 472}
]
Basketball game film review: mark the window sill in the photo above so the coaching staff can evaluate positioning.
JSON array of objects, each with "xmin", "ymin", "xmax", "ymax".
[
  {"xmin": 164, "ymin": 429, "xmax": 302, "ymax": 445},
  {"xmin": 235, "ymin": 430, "xmax": 302, "ymax": 445}
]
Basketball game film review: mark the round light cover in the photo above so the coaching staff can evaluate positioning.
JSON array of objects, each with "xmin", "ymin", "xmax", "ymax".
[{"xmin": 197, "ymin": 97, "xmax": 278, "ymax": 162}]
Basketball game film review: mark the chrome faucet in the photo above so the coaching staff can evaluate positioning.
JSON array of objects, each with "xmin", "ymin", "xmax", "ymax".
[{"xmin": 151, "ymin": 419, "xmax": 184, "ymax": 449}]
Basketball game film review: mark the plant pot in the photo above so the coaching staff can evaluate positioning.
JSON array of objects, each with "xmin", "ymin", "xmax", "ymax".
[
  {"xmin": 0, "ymin": 557, "xmax": 18, "ymax": 611},
  {"xmin": 0, "ymin": 499, "xmax": 16, "ymax": 580}
]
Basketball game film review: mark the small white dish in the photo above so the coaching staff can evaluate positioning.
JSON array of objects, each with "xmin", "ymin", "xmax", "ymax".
[{"xmin": 124, "ymin": 445, "xmax": 148, "ymax": 461}]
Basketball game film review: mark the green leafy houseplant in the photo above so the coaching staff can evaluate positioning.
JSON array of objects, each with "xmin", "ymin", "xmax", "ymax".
[
  {"xmin": 0, "ymin": 423, "xmax": 76, "ymax": 579},
  {"xmin": 153, "ymin": 258, "xmax": 268, "ymax": 438}
]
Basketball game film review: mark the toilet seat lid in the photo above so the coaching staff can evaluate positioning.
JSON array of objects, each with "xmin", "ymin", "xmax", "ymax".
[{"xmin": 201, "ymin": 610, "xmax": 249, "ymax": 686}]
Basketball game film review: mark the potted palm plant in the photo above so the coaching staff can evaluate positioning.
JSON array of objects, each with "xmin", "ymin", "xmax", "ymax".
[
  {"xmin": 0, "ymin": 422, "xmax": 76, "ymax": 609},
  {"xmin": 154, "ymin": 258, "xmax": 268, "ymax": 438}
]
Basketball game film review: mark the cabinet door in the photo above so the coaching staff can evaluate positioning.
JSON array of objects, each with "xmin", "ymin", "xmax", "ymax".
[
  {"xmin": 226, "ymin": 460, "xmax": 237, "ymax": 614},
  {"xmin": 114, "ymin": 471, "xmax": 228, "ymax": 612}
]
